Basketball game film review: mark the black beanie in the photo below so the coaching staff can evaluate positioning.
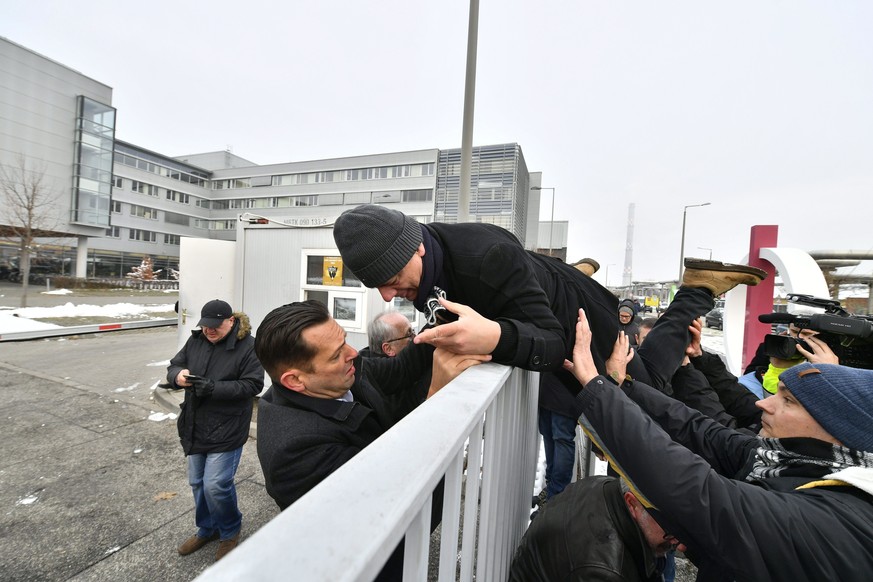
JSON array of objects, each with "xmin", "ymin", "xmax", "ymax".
[{"xmin": 333, "ymin": 204, "xmax": 423, "ymax": 288}]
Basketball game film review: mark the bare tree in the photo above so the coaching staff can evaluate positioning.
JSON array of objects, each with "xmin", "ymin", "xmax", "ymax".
[{"xmin": 0, "ymin": 156, "xmax": 61, "ymax": 307}]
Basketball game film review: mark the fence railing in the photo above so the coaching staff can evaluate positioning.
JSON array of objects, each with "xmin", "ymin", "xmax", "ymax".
[{"xmin": 197, "ymin": 363, "xmax": 540, "ymax": 582}]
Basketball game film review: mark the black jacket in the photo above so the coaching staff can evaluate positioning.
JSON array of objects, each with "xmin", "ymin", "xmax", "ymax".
[
  {"xmin": 256, "ymin": 342, "xmax": 432, "ymax": 510},
  {"xmin": 510, "ymin": 476, "xmax": 663, "ymax": 582},
  {"xmin": 167, "ymin": 314, "xmax": 264, "ymax": 455},
  {"xmin": 577, "ymin": 377, "xmax": 873, "ymax": 582},
  {"xmin": 690, "ymin": 350, "xmax": 762, "ymax": 430},
  {"xmin": 426, "ymin": 222, "xmax": 628, "ymax": 390}
]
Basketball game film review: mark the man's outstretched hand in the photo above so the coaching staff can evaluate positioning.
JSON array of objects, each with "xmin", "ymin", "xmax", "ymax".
[
  {"xmin": 686, "ymin": 318, "xmax": 704, "ymax": 359},
  {"xmin": 414, "ymin": 297, "xmax": 501, "ymax": 356},
  {"xmin": 606, "ymin": 331, "xmax": 634, "ymax": 382},
  {"xmin": 562, "ymin": 308, "xmax": 600, "ymax": 386},
  {"xmin": 427, "ymin": 348, "xmax": 491, "ymax": 399}
]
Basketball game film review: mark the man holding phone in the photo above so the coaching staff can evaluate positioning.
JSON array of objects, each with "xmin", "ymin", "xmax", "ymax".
[{"xmin": 167, "ymin": 299, "xmax": 264, "ymax": 562}]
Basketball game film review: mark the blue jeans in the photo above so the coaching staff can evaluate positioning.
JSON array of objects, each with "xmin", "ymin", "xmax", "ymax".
[
  {"xmin": 538, "ymin": 409, "xmax": 577, "ymax": 499},
  {"xmin": 188, "ymin": 447, "xmax": 243, "ymax": 541}
]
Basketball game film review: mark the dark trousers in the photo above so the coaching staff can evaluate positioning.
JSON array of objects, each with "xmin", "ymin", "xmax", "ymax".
[{"xmin": 538, "ymin": 409, "xmax": 578, "ymax": 498}]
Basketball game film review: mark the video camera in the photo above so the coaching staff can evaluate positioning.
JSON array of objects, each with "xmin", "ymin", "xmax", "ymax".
[{"xmin": 759, "ymin": 294, "xmax": 873, "ymax": 369}]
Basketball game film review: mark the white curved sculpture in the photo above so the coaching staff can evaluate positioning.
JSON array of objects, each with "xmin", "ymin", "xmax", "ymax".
[{"xmin": 723, "ymin": 248, "xmax": 829, "ymax": 375}]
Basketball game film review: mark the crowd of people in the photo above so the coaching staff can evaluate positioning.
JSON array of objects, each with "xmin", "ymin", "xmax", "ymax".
[{"xmin": 164, "ymin": 203, "xmax": 873, "ymax": 581}]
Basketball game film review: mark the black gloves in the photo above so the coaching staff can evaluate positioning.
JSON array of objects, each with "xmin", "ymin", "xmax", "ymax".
[{"xmin": 190, "ymin": 376, "xmax": 215, "ymax": 398}]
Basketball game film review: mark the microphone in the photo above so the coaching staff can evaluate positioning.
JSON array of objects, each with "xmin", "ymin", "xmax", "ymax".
[{"xmin": 758, "ymin": 313, "xmax": 798, "ymax": 324}]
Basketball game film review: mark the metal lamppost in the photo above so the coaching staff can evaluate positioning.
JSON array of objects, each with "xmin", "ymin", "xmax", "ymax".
[
  {"xmin": 605, "ymin": 263, "xmax": 616, "ymax": 288},
  {"xmin": 531, "ymin": 186, "xmax": 556, "ymax": 256},
  {"xmin": 697, "ymin": 247, "xmax": 713, "ymax": 260},
  {"xmin": 678, "ymin": 202, "xmax": 711, "ymax": 282}
]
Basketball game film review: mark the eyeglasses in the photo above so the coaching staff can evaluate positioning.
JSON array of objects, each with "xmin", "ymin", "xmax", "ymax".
[{"xmin": 385, "ymin": 329, "xmax": 415, "ymax": 343}]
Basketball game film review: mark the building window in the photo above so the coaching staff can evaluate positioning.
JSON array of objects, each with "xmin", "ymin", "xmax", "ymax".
[
  {"xmin": 292, "ymin": 195, "xmax": 317, "ymax": 207},
  {"xmin": 129, "ymin": 229, "xmax": 157, "ymax": 242},
  {"xmin": 110, "ymin": 200, "xmax": 122, "ymax": 213},
  {"xmin": 166, "ymin": 190, "xmax": 190, "ymax": 204},
  {"xmin": 112, "ymin": 176, "xmax": 123, "ymax": 188},
  {"xmin": 317, "ymin": 193, "xmax": 343, "ymax": 206},
  {"xmin": 130, "ymin": 204, "xmax": 157, "ymax": 220},
  {"xmin": 401, "ymin": 189, "xmax": 433, "ymax": 203},
  {"xmin": 105, "ymin": 226, "xmax": 121, "ymax": 238},
  {"xmin": 164, "ymin": 234, "xmax": 181, "ymax": 245},
  {"xmin": 164, "ymin": 211, "xmax": 190, "ymax": 226},
  {"xmin": 130, "ymin": 181, "xmax": 157, "ymax": 196},
  {"xmin": 193, "ymin": 219, "xmax": 210, "ymax": 229},
  {"xmin": 195, "ymin": 198, "xmax": 210, "ymax": 209},
  {"xmin": 301, "ymin": 253, "xmax": 365, "ymax": 331}
]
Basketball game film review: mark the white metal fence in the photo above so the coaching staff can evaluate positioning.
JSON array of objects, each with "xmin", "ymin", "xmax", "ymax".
[{"xmin": 197, "ymin": 363, "xmax": 540, "ymax": 582}]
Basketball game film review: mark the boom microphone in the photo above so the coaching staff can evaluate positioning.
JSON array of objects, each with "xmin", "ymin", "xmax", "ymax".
[{"xmin": 758, "ymin": 313, "xmax": 798, "ymax": 324}]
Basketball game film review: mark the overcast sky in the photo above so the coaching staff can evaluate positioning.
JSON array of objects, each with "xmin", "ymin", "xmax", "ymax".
[{"xmin": 6, "ymin": 1, "xmax": 873, "ymax": 284}]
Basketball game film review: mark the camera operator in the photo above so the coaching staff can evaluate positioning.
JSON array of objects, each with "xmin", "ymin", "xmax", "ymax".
[{"xmin": 684, "ymin": 319, "xmax": 840, "ymax": 432}]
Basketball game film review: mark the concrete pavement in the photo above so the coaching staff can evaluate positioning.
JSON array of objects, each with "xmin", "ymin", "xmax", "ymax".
[{"xmin": 0, "ymin": 326, "xmax": 279, "ymax": 582}]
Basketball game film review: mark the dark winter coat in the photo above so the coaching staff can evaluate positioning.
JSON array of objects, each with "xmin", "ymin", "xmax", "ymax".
[
  {"xmin": 509, "ymin": 476, "xmax": 663, "ymax": 582},
  {"xmin": 425, "ymin": 222, "xmax": 635, "ymax": 393},
  {"xmin": 618, "ymin": 299, "xmax": 641, "ymax": 346},
  {"xmin": 256, "ymin": 341, "xmax": 433, "ymax": 510},
  {"xmin": 577, "ymin": 377, "xmax": 873, "ymax": 582},
  {"xmin": 167, "ymin": 313, "xmax": 264, "ymax": 455}
]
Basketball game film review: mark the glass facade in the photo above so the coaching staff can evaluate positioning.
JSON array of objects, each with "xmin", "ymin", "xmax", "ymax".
[
  {"xmin": 71, "ymin": 96, "xmax": 116, "ymax": 226},
  {"xmin": 435, "ymin": 143, "xmax": 529, "ymax": 244}
]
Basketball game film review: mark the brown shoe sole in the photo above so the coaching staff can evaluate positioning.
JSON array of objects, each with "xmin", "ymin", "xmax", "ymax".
[{"xmin": 683, "ymin": 258, "xmax": 767, "ymax": 280}]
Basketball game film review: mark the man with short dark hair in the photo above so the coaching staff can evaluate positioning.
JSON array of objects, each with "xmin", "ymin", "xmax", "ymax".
[
  {"xmin": 167, "ymin": 299, "xmax": 264, "ymax": 561},
  {"xmin": 254, "ymin": 300, "xmax": 488, "ymax": 581},
  {"xmin": 254, "ymin": 300, "xmax": 487, "ymax": 510}
]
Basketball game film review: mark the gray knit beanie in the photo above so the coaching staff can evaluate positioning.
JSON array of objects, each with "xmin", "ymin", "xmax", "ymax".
[
  {"xmin": 779, "ymin": 362, "xmax": 873, "ymax": 452},
  {"xmin": 333, "ymin": 204, "xmax": 423, "ymax": 288}
]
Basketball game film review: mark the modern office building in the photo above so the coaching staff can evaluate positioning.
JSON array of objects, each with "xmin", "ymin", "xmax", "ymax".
[{"xmin": 2, "ymin": 36, "xmax": 561, "ymax": 280}]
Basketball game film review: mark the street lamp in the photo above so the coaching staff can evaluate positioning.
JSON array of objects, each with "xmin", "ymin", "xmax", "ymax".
[
  {"xmin": 531, "ymin": 186, "xmax": 556, "ymax": 256},
  {"xmin": 678, "ymin": 202, "xmax": 711, "ymax": 282},
  {"xmin": 697, "ymin": 247, "xmax": 713, "ymax": 260},
  {"xmin": 605, "ymin": 263, "xmax": 616, "ymax": 288}
]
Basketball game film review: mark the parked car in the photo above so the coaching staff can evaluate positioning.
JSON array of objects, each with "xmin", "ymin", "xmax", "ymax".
[{"xmin": 705, "ymin": 308, "xmax": 723, "ymax": 330}]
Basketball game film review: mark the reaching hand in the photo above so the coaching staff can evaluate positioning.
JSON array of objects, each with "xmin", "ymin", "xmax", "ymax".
[
  {"xmin": 686, "ymin": 318, "xmax": 704, "ymax": 359},
  {"xmin": 191, "ymin": 376, "xmax": 215, "ymax": 398},
  {"xmin": 427, "ymin": 348, "xmax": 491, "ymax": 399},
  {"xmin": 414, "ymin": 297, "xmax": 501, "ymax": 355},
  {"xmin": 795, "ymin": 335, "xmax": 840, "ymax": 365},
  {"xmin": 606, "ymin": 331, "xmax": 634, "ymax": 381},
  {"xmin": 562, "ymin": 308, "xmax": 599, "ymax": 386}
]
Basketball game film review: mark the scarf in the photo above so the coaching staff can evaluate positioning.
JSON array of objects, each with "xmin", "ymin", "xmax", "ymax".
[
  {"xmin": 413, "ymin": 225, "xmax": 448, "ymax": 313},
  {"xmin": 762, "ymin": 363, "xmax": 794, "ymax": 394},
  {"xmin": 745, "ymin": 437, "xmax": 873, "ymax": 484}
]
